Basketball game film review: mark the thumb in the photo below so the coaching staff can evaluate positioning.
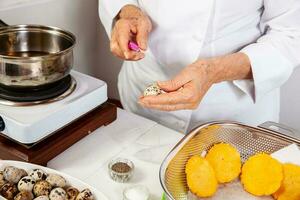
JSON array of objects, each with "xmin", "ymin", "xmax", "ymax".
[{"xmin": 158, "ymin": 71, "xmax": 191, "ymax": 92}]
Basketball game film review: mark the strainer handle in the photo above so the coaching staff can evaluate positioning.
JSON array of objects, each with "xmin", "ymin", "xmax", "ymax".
[{"xmin": 259, "ymin": 121, "xmax": 300, "ymax": 140}]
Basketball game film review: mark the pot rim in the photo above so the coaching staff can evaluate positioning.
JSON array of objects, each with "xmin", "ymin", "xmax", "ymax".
[{"xmin": 0, "ymin": 24, "xmax": 76, "ymax": 60}]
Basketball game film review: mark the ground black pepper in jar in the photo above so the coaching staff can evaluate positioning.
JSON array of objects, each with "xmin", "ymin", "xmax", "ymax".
[{"xmin": 108, "ymin": 158, "xmax": 134, "ymax": 182}]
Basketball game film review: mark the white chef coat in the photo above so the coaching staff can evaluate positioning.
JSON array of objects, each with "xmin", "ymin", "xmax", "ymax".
[{"xmin": 99, "ymin": 0, "xmax": 300, "ymax": 133}]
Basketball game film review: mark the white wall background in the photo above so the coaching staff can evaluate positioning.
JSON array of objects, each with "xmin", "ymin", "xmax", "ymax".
[
  {"xmin": 0, "ymin": 0, "xmax": 299, "ymax": 132},
  {"xmin": 0, "ymin": 0, "xmax": 122, "ymax": 98}
]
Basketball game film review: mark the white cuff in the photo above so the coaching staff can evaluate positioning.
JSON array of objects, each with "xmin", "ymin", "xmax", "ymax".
[{"xmin": 233, "ymin": 42, "xmax": 293, "ymax": 103}]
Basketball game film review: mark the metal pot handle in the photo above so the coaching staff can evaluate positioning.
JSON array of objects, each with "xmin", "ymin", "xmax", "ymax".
[
  {"xmin": 0, "ymin": 19, "xmax": 8, "ymax": 27},
  {"xmin": 258, "ymin": 121, "xmax": 300, "ymax": 141}
]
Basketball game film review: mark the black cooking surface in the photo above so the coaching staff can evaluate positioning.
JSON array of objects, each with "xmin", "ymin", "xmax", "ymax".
[{"xmin": 0, "ymin": 75, "xmax": 72, "ymax": 102}]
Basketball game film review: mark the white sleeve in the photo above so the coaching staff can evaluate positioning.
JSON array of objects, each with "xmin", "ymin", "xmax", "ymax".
[
  {"xmin": 233, "ymin": 0, "xmax": 300, "ymax": 102},
  {"xmin": 98, "ymin": 0, "xmax": 138, "ymax": 38}
]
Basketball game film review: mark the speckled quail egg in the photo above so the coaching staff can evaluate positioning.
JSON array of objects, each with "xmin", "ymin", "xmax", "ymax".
[
  {"xmin": 75, "ymin": 189, "xmax": 94, "ymax": 200},
  {"xmin": 66, "ymin": 187, "xmax": 79, "ymax": 200},
  {"xmin": 33, "ymin": 180, "xmax": 52, "ymax": 197},
  {"xmin": 29, "ymin": 169, "xmax": 47, "ymax": 181},
  {"xmin": 143, "ymin": 83, "xmax": 162, "ymax": 96},
  {"xmin": 46, "ymin": 174, "xmax": 66, "ymax": 188},
  {"xmin": 14, "ymin": 191, "xmax": 34, "ymax": 200},
  {"xmin": 0, "ymin": 171, "xmax": 7, "ymax": 188},
  {"xmin": 49, "ymin": 187, "xmax": 67, "ymax": 200},
  {"xmin": 17, "ymin": 176, "xmax": 36, "ymax": 192},
  {"xmin": 0, "ymin": 182, "xmax": 18, "ymax": 200},
  {"xmin": 3, "ymin": 166, "xmax": 27, "ymax": 184},
  {"xmin": 33, "ymin": 195, "xmax": 50, "ymax": 200}
]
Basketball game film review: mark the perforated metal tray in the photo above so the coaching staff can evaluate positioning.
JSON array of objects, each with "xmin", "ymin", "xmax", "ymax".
[{"xmin": 159, "ymin": 121, "xmax": 300, "ymax": 200}]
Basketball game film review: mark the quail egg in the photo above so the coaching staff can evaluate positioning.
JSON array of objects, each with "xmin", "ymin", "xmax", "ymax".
[
  {"xmin": 33, "ymin": 180, "xmax": 52, "ymax": 197},
  {"xmin": 46, "ymin": 174, "xmax": 66, "ymax": 188},
  {"xmin": 14, "ymin": 191, "xmax": 34, "ymax": 200},
  {"xmin": 143, "ymin": 83, "xmax": 162, "ymax": 96},
  {"xmin": 0, "ymin": 182, "xmax": 18, "ymax": 200},
  {"xmin": 49, "ymin": 187, "xmax": 67, "ymax": 200},
  {"xmin": 33, "ymin": 195, "xmax": 50, "ymax": 200},
  {"xmin": 3, "ymin": 166, "xmax": 27, "ymax": 184},
  {"xmin": 29, "ymin": 169, "xmax": 47, "ymax": 181},
  {"xmin": 0, "ymin": 171, "xmax": 7, "ymax": 188},
  {"xmin": 17, "ymin": 176, "xmax": 36, "ymax": 192},
  {"xmin": 75, "ymin": 189, "xmax": 94, "ymax": 200},
  {"xmin": 66, "ymin": 187, "xmax": 79, "ymax": 200}
]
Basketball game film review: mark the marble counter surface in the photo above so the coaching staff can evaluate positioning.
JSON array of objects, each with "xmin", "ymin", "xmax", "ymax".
[{"xmin": 48, "ymin": 108, "xmax": 183, "ymax": 199}]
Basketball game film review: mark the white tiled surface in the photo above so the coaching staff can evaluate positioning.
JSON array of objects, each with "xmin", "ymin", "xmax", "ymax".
[{"xmin": 48, "ymin": 108, "xmax": 183, "ymax": 200}]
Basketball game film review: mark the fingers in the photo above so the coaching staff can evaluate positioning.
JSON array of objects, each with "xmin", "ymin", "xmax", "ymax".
[
  {"xmin": 110, "ymin": 31, "xmax": 125, "ymax": 59},
  {"xmin": 139, "ymin": 82, "xmax": 200, "ymax": 111},
  {"xmin": 158, "ymin": 69, "xmax": 192, "ymax": 92},
  {"xmin": 140, "ymin": 103, "xmax": 194, "ymax": 111},
  {"xmin": 136, "ymin": 17, "xmax": 151, "ymax": 50},
  {"xmin": 139, "ymin": 89, "xmax": 191, "ymax": 105},
  {"xmin": 110, "ymin": 19, "xmax": 145, "ymax": 60}
]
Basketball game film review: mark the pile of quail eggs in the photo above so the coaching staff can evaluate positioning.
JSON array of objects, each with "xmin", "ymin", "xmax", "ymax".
[{"xmin": 0, "ymin": 166, "xmax": 94, "ymax": 200}]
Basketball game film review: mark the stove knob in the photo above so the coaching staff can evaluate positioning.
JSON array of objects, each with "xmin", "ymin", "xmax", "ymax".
[{"xmin": 0, "ymin": 117, "xmax": 5, "ymax": 132}]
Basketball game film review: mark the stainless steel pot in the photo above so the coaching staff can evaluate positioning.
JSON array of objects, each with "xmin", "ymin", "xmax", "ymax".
[{"xmin": 0, "ymin": 20, "xmax": 76, "ymax": 88}]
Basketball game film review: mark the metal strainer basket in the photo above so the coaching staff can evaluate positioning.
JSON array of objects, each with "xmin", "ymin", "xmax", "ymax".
[{"xmin": 159, "ymin": 121, "xmax": 300, "ymax": 200}]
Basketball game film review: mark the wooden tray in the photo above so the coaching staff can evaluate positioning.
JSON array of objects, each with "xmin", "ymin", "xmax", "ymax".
[{"xmin": 0, "ymin": 102, "xmax": 117, "ymax": 166}]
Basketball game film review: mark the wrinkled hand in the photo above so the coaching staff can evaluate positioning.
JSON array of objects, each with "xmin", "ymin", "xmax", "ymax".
[
  {"xmin": 110, "ymin": 5, "xmax": 152, "ymax": 61},
  {"xmin": 139, "ymin": 61, "xmax": 216, "ymax": 111}
]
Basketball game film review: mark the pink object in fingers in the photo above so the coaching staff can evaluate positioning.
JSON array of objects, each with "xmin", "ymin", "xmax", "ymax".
[{"xmin": 128, "ymin": 41, "xmax": 140, "ymax": 52}]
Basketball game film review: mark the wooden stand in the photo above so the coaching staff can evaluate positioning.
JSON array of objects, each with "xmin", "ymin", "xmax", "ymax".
[{"xmin": 0, "ymin": 102, "xmax": 117, "ymax": 166}]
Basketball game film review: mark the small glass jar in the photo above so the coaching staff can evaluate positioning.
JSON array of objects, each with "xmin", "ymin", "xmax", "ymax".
[{"xmin": 108, "ymin": 158, "xmax": 134, "ymax": 183}]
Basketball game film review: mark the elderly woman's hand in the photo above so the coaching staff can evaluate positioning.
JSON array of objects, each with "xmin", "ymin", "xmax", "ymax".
[
  {"xmin": 110, "ymin": 5, "xmax": 152, "ymax": 61},
  {"xmin": 139, "ymin": 60, "xmax": 215, "ymax": 111},
  {"xmin": 138, "ymin": 53, "xmax": 252, "ymax": 111}
]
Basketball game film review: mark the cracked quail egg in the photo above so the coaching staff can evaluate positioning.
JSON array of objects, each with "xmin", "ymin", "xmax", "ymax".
[
  {"xmin": 75, "ymin": 189, "xmax": 94, "ymax": 200},
  {"xmin": 29, "ymin": 169, "xmax": 47, "ymax": 181},
  {"xmin": 143, "ymin": 83, "xmax": 162, "ymax": 96},
  {"xmin": 3, "ymin": 166, "xmax": 27, "ymax": 184},
  {"xmin": 14, "ymin": 191, "xmax": 34, "ymax": 200},
  {"xmin": 33, "ymin": 180, "xmax": 52, "ymax": 197},
  {"xmin": 66, "ymin": 187, "xmax": 79, "ymax": 200},
  {"xmin": 49, "ymin": 187, "xmax": 67, "ymax": 200},
  {"xmin": 17, "ymin": 176, "xmax": 36, "ymax": 192},
  {"xmin": 0, "ymin": 182, "xmax": 18, "ymax": 200},
  {"xmin": 46, "ymin": 174, "xmax": 66, "ymax": 188},
  {"xmin": 33, "ymin": 195, "xmax": 50, "ymax": 200}
]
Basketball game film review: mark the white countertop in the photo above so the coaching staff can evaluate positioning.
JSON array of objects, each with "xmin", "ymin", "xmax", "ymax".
[{"xmin": 48, "ymin": 108, "xmax": 183, "ymax": 200}]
